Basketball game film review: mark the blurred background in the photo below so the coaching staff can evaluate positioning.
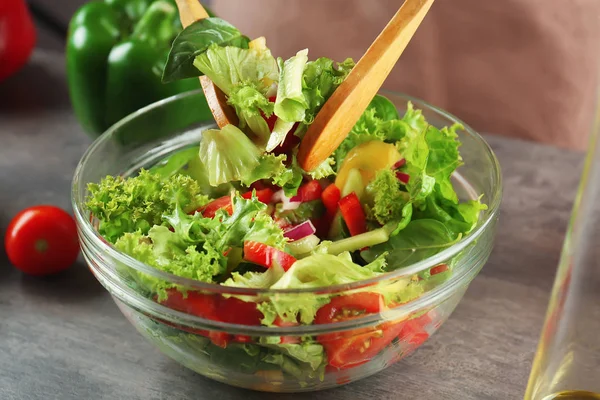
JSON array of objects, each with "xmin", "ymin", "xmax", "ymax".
[{"xmin": 23, "ymin": 0, "xmax": 600, "ymax": 150}]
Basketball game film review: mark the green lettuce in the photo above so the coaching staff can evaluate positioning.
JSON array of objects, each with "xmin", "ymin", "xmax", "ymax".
[
  {"xmin": 302, "ymin": 57, "xmax": 354, "ymax": 124},
  {"xmin": 198, "ymin": 125, "xmax": 262, "ymax": 186},
  {"xmin": 193, "ymin": 44, "xmax": 278, "ymax": 96},
  {"xmin": 274, "ymin": 49, "xmax": 310, "ymax": 123},
  {"xmin": 227, "ymin": 84, "xmax": 273, "ymax": 144},
  {"xmin": 365, "ymin": 169, "xmax": 410, "ymax": 225},
  {"xmin": 361, "ymin": 219, "xmax": 461, "ymax": 270},
  {"xmin": 256, "ymin": 252, "xmax": 387, "ymax": 325},
  {"xmin": 162, "ymin": 18, "xmax": 250, "ymax": 82},
  {"xmin": 86, "ymin": 170, "xmax": 208, "ymax": 243},
  {"xmin": 113, "ymin": 195, "xmax": 286, "ymax": 298},
  {"xmin": 193, "ymin": 44, "xmax": 278, "ymax": 140}
]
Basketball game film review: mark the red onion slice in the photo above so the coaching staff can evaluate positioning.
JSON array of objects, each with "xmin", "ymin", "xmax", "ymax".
[
  {"xmin": 273, "ymin": 189, "xmax": 301, "ymax": 211},
  {"xmin": 392, "ymin": 159, "xmax": 406, "ymax": 169},
  {"xmin": 396, "ymin": 171, "xmax": 410, "ymax": 184},
  {"xmin": 284, "ymin": 220, "xmax": 316, "ymax": 241}
]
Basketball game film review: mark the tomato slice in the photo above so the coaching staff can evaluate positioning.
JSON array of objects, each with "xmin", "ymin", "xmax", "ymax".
[
  {"xmin": 398, "ymin": 312, "xmax": 432, "ymax": 347},
  {"xmin": 158, "ymin": 289, "xmax": 263, "ymax": 347},
  {"xmin": 198, "ymin": 189, "xmax": 274, "ymax": 218},
  {"xmin": 315, "ymin": 293, "xmax": 404, "ymax": 370},
  {"xmin": 243, "ymin": 241, "xmax": 297, "ymax": 271},
  {"xmin": 338, "ymin": 192, "xmax": 367, "ymax": 236},
  {"xmin": 198, "ymin": 196, "xmax": 233, "ymax": 218},
  {"xmin": 321, "ymin": 184, "xmax": 341, "ymax": 215},
  {"xmin": 273, "ymin": 316, "xmax": 301, "ymax": 344}
]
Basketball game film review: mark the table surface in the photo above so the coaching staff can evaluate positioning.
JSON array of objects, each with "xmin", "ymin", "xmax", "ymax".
[{"xmin": 0, "ymin": 51, "xmax": 585, "ymax": 400}]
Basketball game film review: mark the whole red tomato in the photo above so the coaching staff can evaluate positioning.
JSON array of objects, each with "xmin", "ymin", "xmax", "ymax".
[{"xmin": 5, "ymin": 205, "xmax": 80, "ymax": 276}]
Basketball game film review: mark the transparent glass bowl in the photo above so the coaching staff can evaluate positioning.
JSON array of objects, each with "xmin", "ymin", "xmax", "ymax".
[{"xmin": 72, "ymin": 89, "xmax": 502, "ymax": 392}]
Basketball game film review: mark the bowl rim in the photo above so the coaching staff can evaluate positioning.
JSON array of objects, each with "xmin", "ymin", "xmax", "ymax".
[{"xmin": 72, "ymin": 88, "xmax": 502, "ymax": 300}]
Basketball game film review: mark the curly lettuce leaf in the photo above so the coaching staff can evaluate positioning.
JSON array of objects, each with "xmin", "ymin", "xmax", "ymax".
[
  {"xmin": 302, "ymin": 57, "xmax": 354, "ymax": 124},
  {"xmin": 425, "ymin": 123, "xmax": 464, "ymax": 203},
  {"xmin": 305, "ymin": 157, "xmax": 336, "ymax": 180},
  {"xmin": 365, "ymin": 169, "xmax": 410, "ymax": 225},
  {"xmin": 86, "ymin": 170, "xmax": 208, "ymax": 243},
  {"xmin": 113, "ymin": 194, "xmax": 286, "ymax": 298},
  {"xmin": 114, "ymin": 230, "xmax": 224, "ymax": 300}
]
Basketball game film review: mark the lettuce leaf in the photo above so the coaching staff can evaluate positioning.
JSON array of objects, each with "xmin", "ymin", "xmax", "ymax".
[
  {"xmin": 274, "ymin": 49, "xmax": 310, "ymax": 123},
  {"xmin": 162, "ymin": 18, "xmax": 250, "ymax": 82},
  {"xmin": 302, "ymin": 57, "xmax": 354, "ymax": 124},
  {"xmin": 193, "ymin": 44, "xmax": 278, "ymax": 95},
  {"xmin": 198, "ymin": 125, "xmax": 262, "ymax": 186},
  {"xmin": 361, "ymin": 219, "xmax": 461, "ymax": 270},
  {"xmin": 365, "ymin": 169, "xmax": 410, "ymax": 225},
  {"xmin": 113, "ymin": 194, "xmax": 286, "ymax": 298},
  {"xmin": 227, "ymin": 84, "xmax": 273, "ymax": 144},
  {"xmin": 256, "ymin": 252, "xmax": 386, "ymax": 325},
  {"xmin": 86, "ymin": 170, "xmax": 209, "ymax": 243}
]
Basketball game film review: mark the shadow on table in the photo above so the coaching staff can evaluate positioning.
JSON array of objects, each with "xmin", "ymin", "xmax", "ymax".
[
  {"xmin": 155, "ymin": 358, "xmax": 406, "ymax": 400},
  {"xmin": 0, "ymin": 52, "xmax": 71, "ymax": 114},
  {"xmin": 18, "ymin": 258, "xmax": 106, "ymax": 304}
]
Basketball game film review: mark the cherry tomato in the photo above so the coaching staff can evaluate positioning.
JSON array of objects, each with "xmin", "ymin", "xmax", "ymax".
[
  {"xmin": 159, "ymin": 289, "xmax": 263, "ymax": 347},
  {"xmin": 243, "ymin": 241, "xmax": 297, "ymax": 271},
  {"xmin": 315, "ymin": 293, "xmax": 405, "ymax": 370},
  {"xmin": 5, "ymin": 205, "xmax": 80, "ymax": 276}
]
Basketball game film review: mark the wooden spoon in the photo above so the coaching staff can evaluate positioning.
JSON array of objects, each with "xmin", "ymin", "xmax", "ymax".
[
  {"xmin": 297, "ymin": 0, "xmax": 435, "ymax": 172},
  {"xmin": 174, "ymin": 0, "xmax": 239, "ymax": 128}
]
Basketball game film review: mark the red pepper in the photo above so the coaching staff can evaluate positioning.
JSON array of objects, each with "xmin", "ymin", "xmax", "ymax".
[
  {"xmin": 338, "ymin": 192, "xmax": 367, "ymax": 236},
  {"xmin": 292, "ymin": 180, "xmax": 323, "ymax": 202},
  {"xmin": 0, "ymin": 0, "xmax": 36, "ymax": 82},
  {"xmin": 321, "ymin": 184, "xmax": 341, "ymax": 216}
]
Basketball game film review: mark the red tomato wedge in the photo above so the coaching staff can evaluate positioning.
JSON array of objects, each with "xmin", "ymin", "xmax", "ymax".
[
  {"xmin": 338, "ymin": 192, "xmax": 367, "ymax": 236},
  {"xmin": 398, "ymin": 312, "xmax": 432, "ymax": 347},
  {"xmin": 197, "ymin": 188, "xmax": 274, "ymax": 218},
  {"xmin": 273, "ymin": 316, "xmax": 301, "ymax": 344},
  {"xmin": 243, "ymin": 241, "xmax": 297, "ymax": 271},
  {"xmin": 315, "ymin": 293, "xmax": 404, "ymax": 370}
]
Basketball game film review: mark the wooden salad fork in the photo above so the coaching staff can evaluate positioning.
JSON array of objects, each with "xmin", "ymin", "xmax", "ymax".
[
  {"xmin": 297, "ymin": 0, "xmax": 435, "ymax": 171},
  {"xmin": 174, "ymin": 0, "xmax": 239, "ymax": 128}
]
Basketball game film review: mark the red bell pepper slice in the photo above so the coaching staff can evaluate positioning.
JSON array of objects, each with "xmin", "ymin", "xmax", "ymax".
[
  {"xmin": 338, "ymin": 192, "xmax": 367, "ymax": 236},
  {"xmin": 243, "ymin": 241, "xmax": 297, "ymax": 271},
  {"xmin": 321, "ymin": 184, "xmax": 341, "ymax": 216}
]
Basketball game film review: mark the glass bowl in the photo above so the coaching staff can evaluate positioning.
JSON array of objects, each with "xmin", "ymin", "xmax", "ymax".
[{"xmin": 72, "ymin": 89, "xmax": 502, "ymax": 392}]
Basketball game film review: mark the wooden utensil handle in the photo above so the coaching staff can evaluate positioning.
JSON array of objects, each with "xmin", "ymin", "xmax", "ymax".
[{"xmin": 298, "ymin": 0, "xmax": 435, "ymax": 171}]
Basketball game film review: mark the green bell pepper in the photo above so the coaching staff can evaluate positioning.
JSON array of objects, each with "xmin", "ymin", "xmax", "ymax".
[{"xmin": 67, "ymin": 0, "xmax": 214, "ymax": 137}]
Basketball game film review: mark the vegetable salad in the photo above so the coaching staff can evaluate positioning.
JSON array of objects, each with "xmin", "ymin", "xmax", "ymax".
[{"xmin": 86, "ymin": 16, "xmax": 486, "ymax": 379}]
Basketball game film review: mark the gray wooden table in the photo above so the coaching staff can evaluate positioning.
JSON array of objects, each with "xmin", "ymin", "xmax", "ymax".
[{"xmin": 0, "ymin": 51, "xmax": 584, "ymax": 400}]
